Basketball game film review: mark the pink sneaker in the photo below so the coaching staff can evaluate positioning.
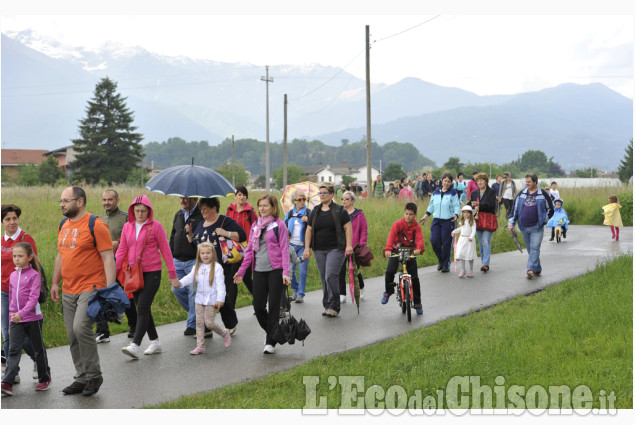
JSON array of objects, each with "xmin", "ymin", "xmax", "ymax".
[
  {"xmin": 458, "ymin": 270, "xmax": 465, "ymax": 278},
  {"xmin": 35, "ymin": 378, "xmax": 52, "ymax": 391},
  {"xmin": 189, "ymin": 346, "xmax": 206, "ymax": 355},
  {"xmin": 223, "ymin": 330, "xmax": 232, "ymax": 348},
  {"xmin": 467, "ymin": 270, "xmax": 474, "ymax": 278}
]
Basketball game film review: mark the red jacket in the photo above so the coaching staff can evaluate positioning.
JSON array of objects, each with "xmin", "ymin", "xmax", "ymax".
[
  {"xmin": 385, "ymin": 218, "xmax": 424, "ymax": 253},
  {"xmin": 226, "ymin": 202, "xmax": 258, "ymax": 238},
  {"xmin": 2, "ymin": 230, "xmax": 37, "ymax": 293}
]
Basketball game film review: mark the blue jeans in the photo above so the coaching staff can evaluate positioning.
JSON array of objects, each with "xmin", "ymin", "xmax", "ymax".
[
  {"xmin": 290, "ymin": 243, "xmax": 308, "ymax": 297},
  {"xmin": 520, "ymin": 224, "xmax": 545, "ymax": 273},
  {"xmin": 476, "ymin": 229, "xmax": 493, "ymax": 267},
  {"xmin": 171, "ymin": 258, "xmax": 196, "ymax": 329},
  {"xmin": 2, "ymin": 290, "xmax": 35, "ymax": 365}
]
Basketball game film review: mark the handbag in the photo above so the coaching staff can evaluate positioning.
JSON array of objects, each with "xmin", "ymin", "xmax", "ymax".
[
  {"xmin": 218, "ymin": 217, "xmax": 245, "ymax": 264},
  {"xmin": 117, "ymin": 225, "xmax": 152, "ymax": 293},
  {"xmin": 353, "ymin": 244, "xmax": 374, "ymax": 267},
  {"xmin": 476, "ymin": 212, "xmax": 498, "ymax": 232}
]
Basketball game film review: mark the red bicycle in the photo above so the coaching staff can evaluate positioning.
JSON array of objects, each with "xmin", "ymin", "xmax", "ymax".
[{"xmin": 391, "ymin": 247, "xmax": 416, "ymax": 322}]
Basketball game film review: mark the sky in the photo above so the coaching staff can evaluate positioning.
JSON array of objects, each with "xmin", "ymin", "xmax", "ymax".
[{"xmin": 1, "ymin": 1, "xmax": 633, "ymax": 99}]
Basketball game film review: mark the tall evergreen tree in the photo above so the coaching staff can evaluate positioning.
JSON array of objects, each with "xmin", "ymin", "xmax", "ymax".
[
  {"xmin": 617, "ymin": 139, "xmax": 633, "ymax": 183},
  {"xmin": 71, "ymin": 77, "xmax": 143, "ymax": 184}
]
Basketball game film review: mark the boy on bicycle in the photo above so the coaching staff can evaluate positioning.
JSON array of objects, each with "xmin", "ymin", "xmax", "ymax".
[{"xmin": 381, "ymin": 202, "xmax": 425, "ymax": 315}]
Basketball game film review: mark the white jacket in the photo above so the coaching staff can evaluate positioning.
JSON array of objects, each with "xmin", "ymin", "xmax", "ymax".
[{"xmin": 179, "ymin": 262, "xmax": 226, "ymax": 306}]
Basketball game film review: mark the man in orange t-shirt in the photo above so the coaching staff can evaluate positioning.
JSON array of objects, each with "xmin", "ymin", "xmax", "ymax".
[{"xmin": 51, "ymin": 187, "xmax": 115, "ymax": 397}]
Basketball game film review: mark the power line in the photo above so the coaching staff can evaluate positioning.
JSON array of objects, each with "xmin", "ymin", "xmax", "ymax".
[{"xmin": 374, "ymin": 15, "xmax": 442, "ymax": 43}]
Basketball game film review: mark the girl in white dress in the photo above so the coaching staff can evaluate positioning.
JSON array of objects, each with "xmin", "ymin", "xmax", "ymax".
[{"xmin": 452, "ymin": 206, "xmax": 477, "ymax": 278}]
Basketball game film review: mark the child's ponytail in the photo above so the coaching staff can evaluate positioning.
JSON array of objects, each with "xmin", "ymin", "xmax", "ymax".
[{"xmin": 14, "ymin": 241, "xmax": 41, "ymax": 276}]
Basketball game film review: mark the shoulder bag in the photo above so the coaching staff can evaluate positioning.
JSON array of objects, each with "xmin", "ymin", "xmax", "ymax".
[{"xmin": 118, "ymin": 225, "xmax": 152, "ymax": 293}]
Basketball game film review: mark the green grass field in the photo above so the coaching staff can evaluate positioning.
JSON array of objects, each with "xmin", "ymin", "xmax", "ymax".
[
  {"xmin": 0, "ymin": 184, "xmax": 631, "ymax": 347},
  {"xmin": 151, "ymin": 253, "xmax": 633, "ymax": 409}
]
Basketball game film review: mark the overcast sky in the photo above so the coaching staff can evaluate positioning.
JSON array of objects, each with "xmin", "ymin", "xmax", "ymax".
[{"xmin": 1, "ymin": 1, "xmax": 633, "ymax": 99}]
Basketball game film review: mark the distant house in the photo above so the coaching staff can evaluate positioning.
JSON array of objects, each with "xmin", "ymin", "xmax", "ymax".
[
  {"xmin": 1, "ymin": 149, "xmax": 48, "ymax": 179},
  {"xmin": 312, "ymin": 161, "xmax": 380, "ymax": 189},
  {"xmin": 43, "ymin": 145, "xmax": 79, "ymax": 181}
]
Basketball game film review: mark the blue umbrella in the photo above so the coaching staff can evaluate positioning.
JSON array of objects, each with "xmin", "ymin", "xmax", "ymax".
[{"xmin": 145, "ymin": 163, "xmax": 235, "ymax": 198}]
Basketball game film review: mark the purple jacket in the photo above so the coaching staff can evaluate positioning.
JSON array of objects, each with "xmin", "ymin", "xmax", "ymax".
[
  {"xmin": 237, "ymin": 218, "xmax": 290, "ymax": 277},
  {"xmin": 349, "ymin": 209, "xmax": 368, "ymax": 247},
  {"xmin": 9, "ymin": 265, "xmax": 42, "ymax": 323}
]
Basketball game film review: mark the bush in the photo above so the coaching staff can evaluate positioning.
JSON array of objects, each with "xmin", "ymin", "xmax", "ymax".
[{"xmin": 619, "ymin": 191, "xmax": 632, "ymax": 226}]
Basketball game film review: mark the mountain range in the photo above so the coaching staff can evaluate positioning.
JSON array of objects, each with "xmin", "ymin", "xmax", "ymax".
[{"xmin": 1, "ymin": 30, "xmax": 632, "ymax": 171}]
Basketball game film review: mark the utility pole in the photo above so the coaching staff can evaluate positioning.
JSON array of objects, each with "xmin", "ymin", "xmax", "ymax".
[
  {"xmin": 231, "ymin": 135, "xmax": 235, "ymax": 187},
  {"xmin": 365, "ymin": 25, "xmax": 372, "ymax": 193},
  {"xmin": 261, "ymin": 66, "xmax": 274, "ymax": 191},
  {"xmin": 283, "ymin": 94, "xmax": 288, "ymax": 188}
]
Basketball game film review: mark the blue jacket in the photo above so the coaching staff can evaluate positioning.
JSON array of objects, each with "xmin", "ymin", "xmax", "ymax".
[
  {"xmin": 508, "ymin": 188, "xmax": 553, "ymax": 230},
  {"xmin": 87, "ymin": 282, "xmax": 131, "ymax": 322},
  {"xmin": 426, "ymin": 188, "xmax": 461, "ymax": 220}
]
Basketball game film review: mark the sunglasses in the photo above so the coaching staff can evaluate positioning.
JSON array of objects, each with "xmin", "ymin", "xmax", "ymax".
[
  {"xmin": 318, "ymin": 192, "xmax": 332, "ymax": 195},
  {"xmin": 342, "ymin": 197, "xmax": 351, "ymax": 201},
  {"xmin": 295, "ymin": 198, "xmax": 307, "ymax": 201}
]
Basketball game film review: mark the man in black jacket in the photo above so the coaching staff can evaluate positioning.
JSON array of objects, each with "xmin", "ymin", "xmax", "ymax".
[{"xmin": 169, "ymin": 197, "xmax": 203, "ymax": 336}]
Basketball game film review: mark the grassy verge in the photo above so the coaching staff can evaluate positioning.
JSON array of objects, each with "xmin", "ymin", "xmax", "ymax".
[
  {"xmin": 151, "ymin": 253, "xmax": 633, "ymax": 409},
  {"xmin": 0, "ymin": 185, "xmax": 630, "ymax": 347}
]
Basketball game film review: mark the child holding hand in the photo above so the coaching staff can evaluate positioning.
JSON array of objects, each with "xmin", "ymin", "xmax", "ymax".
[
  {"xmin": 452, "ymin": 206, "xmax": 477, "ymax": 278},
  {"xmin": 172, "ymin": 242, "xmax": 231, "ymax": 354}
]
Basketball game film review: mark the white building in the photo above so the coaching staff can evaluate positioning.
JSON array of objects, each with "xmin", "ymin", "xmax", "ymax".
[{"xmin": 313, "ymin": 162, "xmax": 381, "ymax": 189}]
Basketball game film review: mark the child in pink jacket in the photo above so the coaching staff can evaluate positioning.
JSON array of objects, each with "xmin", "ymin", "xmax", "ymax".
[
  {"xmin": 1, "ymin": 242, "xmax": 51, "ymax": 395},
  {"xmin": 116, "ymin": 195, "xmax": 179, "ymax": 359}
]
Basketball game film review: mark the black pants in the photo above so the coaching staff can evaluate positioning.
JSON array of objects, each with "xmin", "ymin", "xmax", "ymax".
[
  {"xmin": 234, "ymin": 261, "xmax": 253, "ymax": 295},
  {"xmin": 219, "ymin": 263, "xmax": 238, "ymax": 330},
  {"xmin": 96, "ymin": 295, "xmax": 137, "ymax": 336},
  {"xmin": 338, "ymin": 256, "xmax": 365, "ymax": 296},
  {"xmin": 253, "ymin": 269, "xmax": 284, "ymax": 346},
  {"xmin": 3, "ymin": 320, "xmax": 50, "ymax": 384},
  {"xmin": 132, "ymin": 271, "xmax": 161, "ymax": 346},
  {"xmin": 384, "ymin": 255, "xmax": 421, "ymax": 305}
]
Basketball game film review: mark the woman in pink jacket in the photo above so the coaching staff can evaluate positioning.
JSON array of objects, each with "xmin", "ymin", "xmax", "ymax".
[
  {"xmin": 233, "ymin": 194, "xmax": 290, "ymax": 355},
  {"xmin": 338, "ymin": 191, "xmax": 369, "ymax": 303},
  {"xmin": 116, "ymin": 195, "xmax": 178, "ymax": 359}
]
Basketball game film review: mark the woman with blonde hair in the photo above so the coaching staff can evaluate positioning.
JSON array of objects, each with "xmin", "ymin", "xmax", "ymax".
[{"xmin": 234, "ymin": 194, "xmax": 290, "ymax": 354}]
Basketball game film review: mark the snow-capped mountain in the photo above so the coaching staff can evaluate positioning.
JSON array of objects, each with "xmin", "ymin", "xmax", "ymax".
[{"xmin": 1, "ymin": 30, "xmax": 632, "ymax": 170}]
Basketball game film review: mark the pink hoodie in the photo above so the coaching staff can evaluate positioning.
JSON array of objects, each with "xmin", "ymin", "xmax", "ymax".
[{"xmin": 115, "ymin": 195, "xmax": 177, "ymax": 279}]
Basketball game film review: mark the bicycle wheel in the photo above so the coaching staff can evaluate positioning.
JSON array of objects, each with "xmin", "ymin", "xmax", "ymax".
[
  {"xmin": 404, "ymin": 280, "xmax": 411, "ymax": 322},
  {"xmin": 400, "ymin": 280, "xmax": 406, "ymax": 314}
]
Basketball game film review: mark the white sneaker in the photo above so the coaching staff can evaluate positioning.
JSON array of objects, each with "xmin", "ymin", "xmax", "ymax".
[
  {"xmin": 144, "ymin": 340, "xmax": 162, "ymax": 355},
  {"xmin": 360, "ymin": 288, "xmax": 365, "ymax": 300},
  {"xmin": 340, "ymin": 295, "xmax": 347, "ymax": 304},
  {"xmin": 122, "ymin": 343, "xmax": 141, "ymax": 359},
  {"xmin": 263, "ymin": 344, "xmax": 275, "ymax": 354}
]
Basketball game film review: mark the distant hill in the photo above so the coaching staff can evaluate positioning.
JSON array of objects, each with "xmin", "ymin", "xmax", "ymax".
[
  {"xmin": 316, "ymin": 83, "xmax": 633, "ymax": 171},
  {"xmin": 1, "ymin": 31, "xmax": 632, "ymax": 172}
]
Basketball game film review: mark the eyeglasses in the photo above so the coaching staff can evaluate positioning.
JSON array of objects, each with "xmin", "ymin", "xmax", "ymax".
[
  {"xmin": 58, "ymin": 198, "xmax": 79, "ymax": 204},
  {"xmin": 318, "ymin": 192, "xmax": 331, "ymax": 196}
]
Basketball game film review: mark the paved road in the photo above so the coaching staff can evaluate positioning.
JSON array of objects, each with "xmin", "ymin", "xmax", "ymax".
[{"xmin": 1, "ymin": 225, "xmax": 631, "ymax": 409}]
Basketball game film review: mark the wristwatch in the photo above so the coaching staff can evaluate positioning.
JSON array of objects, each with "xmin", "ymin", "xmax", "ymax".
[{"xmin": 228, "ymin": 231, "xmax": 232, "ymax": 239}]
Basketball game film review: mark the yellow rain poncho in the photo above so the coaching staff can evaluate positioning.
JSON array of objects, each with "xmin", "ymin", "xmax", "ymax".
[{"xmin": 602, "ymin": 203, "xmax": 623, "ymax": 227}]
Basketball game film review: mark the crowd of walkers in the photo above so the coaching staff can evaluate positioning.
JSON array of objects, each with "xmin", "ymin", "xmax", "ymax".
[{"xmin": 0, "ymin": 172, "xmax": 623, "ymax": 397}]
